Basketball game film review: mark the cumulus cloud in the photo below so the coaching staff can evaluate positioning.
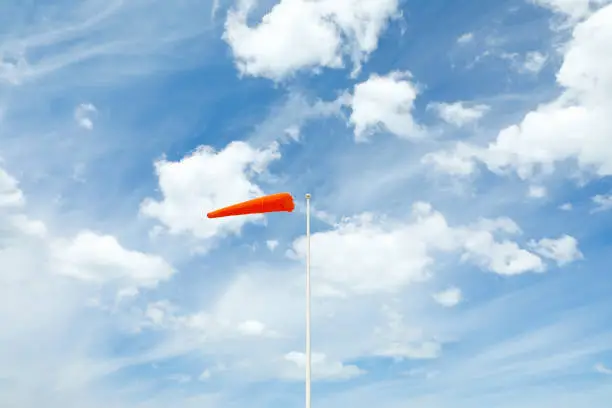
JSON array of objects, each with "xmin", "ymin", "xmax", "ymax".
[
  {"xmin": 433, "ymin": 287, "xmax": 462, "ymax": 307},
  {"xmin": 460, "ymin": 231, "xmax": 545, "ymax": 276},
  {"xmin": 198, "ymin": 369, "xmax": 212, "ymax": 381},
  {"xmin": 348, "ymin": 71, "xmax": 423, "ymax": 141},
  {"xmin": 51, "ymin": 231, "xmax": 175, "ymax": 289},
  {"xmin": 529, "ymin": 235, "xmax": 583, "ymax": 265},
  {"xmin": 0, "ymin": 168, "xmax": 25, "ymax": 208},
  {"xmin": 428, "ymin": 101, "xmax": 490, "ymax": 127},
  {"xmin": 595, "ymin": 362, "xmax": 612, "ymax": 374},
  {"xmin": 223, "ymin": 0, "xmax": 400, "ymax": 80},
  {"xmin": 74, "ymin": 103, "xmax": 97, "ymax": 130},
  {"xmin": 0, "ymin": 170, "xmax": 48, "ymax": 249},
  {"xmin": 288, "ymin": 202, "xmax": 577, "ymax": 296},
  {"xmin": 266, "ymin": 239, "xmax": 279, "ymax": 251},
  {"xmin": 457, "ymin": 32, "xmax": 474, "ymax": 44},
  {"xmin": 140, "ymin": 141, "xmax": 280, "ymax": 243},
  {"xmin": 0, "ymin": 165, "xmax": 175, "ymax": 297},
  {"xmin": 0, "ymin": 162, "xmax": 180, "ymax": 406},
  {"xmin": 528, "ymin": 185, "xmax": 547, "ymax": 198},
  {"xmin": 426, "ymin": 4, "xmax": 612, "ymax": 180},
  {"xmin": 3, "ymin": 1, "xmax": 608, "ymax": 406},
  {"xmin": 237, "ymin": 320, "xmax": 269, "ymax": 336},
  {"xmin": 591, "ymin": 194, "xmax": 612, "ymax": 212}
]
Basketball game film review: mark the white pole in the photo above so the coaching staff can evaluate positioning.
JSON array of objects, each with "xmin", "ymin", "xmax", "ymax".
[{"xmin": 305, "ymin": 193, "xmax": 312, "ymax": 408}]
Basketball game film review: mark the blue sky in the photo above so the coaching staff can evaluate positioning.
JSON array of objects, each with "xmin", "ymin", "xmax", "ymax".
[{"xmin": 1, "ymin": 0, "xmax": 612, "ymax": 407}]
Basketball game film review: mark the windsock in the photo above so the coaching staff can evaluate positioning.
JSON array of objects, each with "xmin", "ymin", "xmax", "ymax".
[
  {"xmin": 206, "ymin": 192, "xmax": 295, "ymax": 218},
  {"xmin": 207, "ymin": 191, "xmax": 312, "ymax": 408}
]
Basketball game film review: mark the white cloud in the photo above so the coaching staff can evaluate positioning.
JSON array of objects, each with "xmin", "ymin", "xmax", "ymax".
[
  {"xmin": 223, "ymin": 0, "xmax": 400, "ymax": 80},
  {"xmin": 595, "ymin": 362, "xmax": 612, "ymax": 374},
  {"xmin": 211, "ymin": 0, "xmax": 221, "ymax": 19},
  {"xmin": 74, "ymin": 103, "xmax": 97, "ymax": 130},
  {"xmin": 284, "ymin": 351, "xmax": 365, "ymax": 381},
  {"xmin": 460, "ymin": 230, "xmax": 545, "ymax": 275},
  {"xmin": 591, "ymin": 194, "xmax": 612, "ymax": 212},
  {"xmin": 199, "ymin": 369, "xmax": 212, "ymax": 381},
  {"xmin": 559, "ymin": 202, "xmax": 573, "ymax": 210},
  {"xmin": 529, "ymin": 235, "xmax": 583, "ymax": 266},
  {"xmin": 7, "ymin": 213, "xmax": 48, "ymax": 237},
  {"xmin": 426, "ymin": 4, "xmax": 612, "ymax": 180},
  {"xmin": 50, "ymin": 231, "xmax": 175, "ymax": 289},
  {"xmin": 457, "ymin": 32, "xmax": 474, "ymax": 44},
  {"xmin": 528, "ymin": 185, "xmax": 547, "ymax": 198},
  {"xmin": 290, "ymin": 210, "xmax": 433, "ymax": 295},
  {"xmin": 129, "ymin": 266, "xmax": 440, "ymax": 384},
  {"xmin": 348, "ymin": 71, "xmax": 423, "ymax": 141},
  {"xmin": 468, "ymin": 50, "xmax": 548, "ymax": 76},
  {"xmin": 266, "ymin": 239, "xmax": 279, "ymax": 251},
  {"xmin": 0, "ymin": 163, "xmax": 183, "ymax": 406},
  {"xmin": 523, "ymin": 51, "xmax": 548, "ymax": 73},
  {"xmin": 140, "ymin": 141, "xmax": 280, "ymax": 243},
  {"xmin": 0, "ymin": 168, "xmax": 25, "ymax": 208},
  {"xmin": 3, "ymin": 1, "xmax": 609, "ymax": 405},
  {"xmin": 496, "ymin": 51, "xmax": 547, "ymax": 75},
  {"xmin": 288, "ymin": 202, "xmax": 570, "ymax": 296},
  {"xmin": 284, "ymin": 125, "xmax": 300, "ymax": 141},
  {"xmin": 433, "ymin": 287, "xmax": 462, "ymax": 307},
  {"xmin": 139, "ymin": 300, "xmax": 278, "ymax": 341},
  {"xmin": 120, "ymin": 201, "xmax": 582, "ymax": 389},
  {"xmin": 532, "ymin": 0, "xmax": 608, "ymax": 20},
  {"xmin": 0, "ymin": 1, "xmax": 217, "ymax": 87},
  {"xmin": 428, "ymin": 101, "xmax": 490, "ymax": 127},
  {"xmin": 237, "ymin": 320, "xmax": 268, "ymax": 336}
]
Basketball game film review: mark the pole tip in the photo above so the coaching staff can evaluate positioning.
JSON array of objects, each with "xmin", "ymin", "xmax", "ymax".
[{"xmin": 305, "ymin": 193, "xmax": 311, "ymax": 199}]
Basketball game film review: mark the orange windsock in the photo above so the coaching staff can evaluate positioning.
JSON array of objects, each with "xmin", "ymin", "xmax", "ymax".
[{"xmin": 207, "ymin": 192, "xmax": 295, "ymax": 218}]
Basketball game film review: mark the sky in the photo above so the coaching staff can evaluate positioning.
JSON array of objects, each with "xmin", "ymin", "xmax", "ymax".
[{"xmin": 1, "ymin": 0, "xmax": 612, "ymax": 407}]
